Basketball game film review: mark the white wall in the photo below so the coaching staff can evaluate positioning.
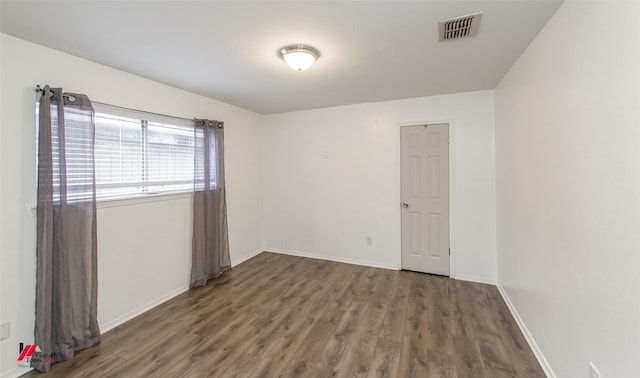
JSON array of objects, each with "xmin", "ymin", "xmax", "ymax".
[
  {"xmin": 0, "ymin": 34, "xmax": 263, "ymax": 376},
  {"xmin": 262, "ymin": 91, "xmax": 497, "ymax": 282},
  {"xmin": 495, "ymin": 2, "xmax": 640, "ymax": 377}
]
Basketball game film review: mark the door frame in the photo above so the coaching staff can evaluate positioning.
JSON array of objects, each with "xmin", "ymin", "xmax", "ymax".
[{"xmin": 397, "ymin": 119, "xmax": 456, "ymax": 278}]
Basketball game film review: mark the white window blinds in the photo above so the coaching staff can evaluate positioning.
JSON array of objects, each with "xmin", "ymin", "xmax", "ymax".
[
  {"xmin": 93, "ymin": 103, "xmax": 195, "ymax": 200},
  {"xmin": 38, "ymin": 101, "xmax": 202, "ymax": 202}
]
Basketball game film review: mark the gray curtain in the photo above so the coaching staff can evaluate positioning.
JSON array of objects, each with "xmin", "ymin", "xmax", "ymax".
[
  {"xmin": 35, "ymin": 86, "xmax": 100, "ymax": 372},
  {"xmin": 190, "ymin": 119, "xmax": 231, "ymax": 288}
]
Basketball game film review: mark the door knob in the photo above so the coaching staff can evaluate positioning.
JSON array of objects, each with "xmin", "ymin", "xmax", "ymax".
[{"xmin": 402, "ymin": 202, "xmax": 409, "ymax": 208}]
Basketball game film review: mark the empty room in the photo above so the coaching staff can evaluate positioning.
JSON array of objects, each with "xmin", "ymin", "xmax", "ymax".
[{"xmin": 1, "ymin": 1, "xmax": 638, "ymax": 377}]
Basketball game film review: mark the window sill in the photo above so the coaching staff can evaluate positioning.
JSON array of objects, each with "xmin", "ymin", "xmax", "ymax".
[{"xmin": 29, "ymin": 191, "xmax": 193, "ymax": 217}]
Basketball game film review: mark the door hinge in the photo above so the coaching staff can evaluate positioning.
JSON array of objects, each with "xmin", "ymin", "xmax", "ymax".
[{"xmin": 449, "ymin": 248, "xmax": 450, "ymax": 255}]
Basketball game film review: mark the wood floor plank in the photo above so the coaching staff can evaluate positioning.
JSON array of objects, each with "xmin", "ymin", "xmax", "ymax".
[
  {"xmin": 340, "ymin": 269, "xmax": 395, "ymax": 376},
  {"xmin": 104, "ymin": 331, "xmax": 200, "ymax": 377},
  {"xmin": 426, "ymin": 349, "xmax": 457, "ymax": 378},
  {"xmin": 313, "ymin": 299, "xmax": 367, "ymax": 376},
  {"xmin": 337, "ymin": 314, "xmax": 383, "ymax": 375},
  {"xmin": 213, "ymin": 352, "xmax": 261, "ymax": 378},
  {"xmin": 482, "ymin": 285, "xmax": 546, "ymax": 377},
  {"xmin": 27, "ymin": 253, "xmax": 544, "ymax": 378},
  {"xmin": 301, "ymin": 262, "xmax": 353, "ymax": 319},
  {"xmin": 476, "ymin": 337, "xmax": 520, "ymax": 378},
  {"xmin": 369, "ymin": 337, "xmax": 401, "ymax": 378},
  {"xmin": 397, "ymin": 300, "xmax": 430, "ymax": 377},
  {"xmin": 165, "ymin": 321, "xmax": 259, "ymax": 377},
  {"xmin": 452, "ymin": 334, "xmax": 487, "ymax": 378},
  {"xmin": 449, "ymin": 279, "xmax": 477, "ymax": 340},
  {"xmin": 272, "ymin": 301, "xmax": 345, "ymax": 377},
  {"xmin": 245, "ymin": 316, "xmax": 316, "ymax": 378},
  {"xmin": 463, "ymin": 282, "xmax": 519, "ymax": 378},
  {"xmin": 243, "ymin": 304, "xmax": 299, "ymax": 357},
  {"xmin": 427, "ymin": 275, "xmax": 454, "ymax": 356},
  {"xmin": 380, "ymin": 274, "xmax": 410, "ymax": 342}
]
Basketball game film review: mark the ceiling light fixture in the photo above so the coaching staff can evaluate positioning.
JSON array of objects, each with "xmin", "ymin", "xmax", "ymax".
[{"xmin": 278, "ymin": 44, "xmax": 320, "ymax": 71}]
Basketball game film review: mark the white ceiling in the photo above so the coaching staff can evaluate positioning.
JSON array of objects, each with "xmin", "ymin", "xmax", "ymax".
[{"xmin": 1, "ymin": 1, "xmax": 562, "ymax": 114}]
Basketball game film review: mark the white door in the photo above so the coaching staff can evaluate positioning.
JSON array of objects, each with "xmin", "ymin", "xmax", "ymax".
[{"xmin": 400, "ymin": 124, "xmax": 450, "ymax": 275}]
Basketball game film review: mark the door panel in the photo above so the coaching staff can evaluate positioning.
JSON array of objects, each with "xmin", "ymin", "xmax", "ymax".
[{"xmin": 401, "ymin": 124, "xmax": 449, "ymax": 275}]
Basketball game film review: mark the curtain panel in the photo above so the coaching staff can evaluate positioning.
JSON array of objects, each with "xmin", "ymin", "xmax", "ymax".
[
  {"xmin": 35, "ymin": 86, "xmax": 100, "ymax": 372},
  {"xmin": 190, "ymin": 119, "xmax": 231, "ymax": 288}
]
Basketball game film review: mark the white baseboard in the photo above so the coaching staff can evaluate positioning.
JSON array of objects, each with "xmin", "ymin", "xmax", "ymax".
[
  {"xmin": 266, "ymin": 248, "xmax": 399, "ymax": 271},
  {"xmin": 231, "ymin": 248, "xmax": 263, "ymax": 267},
  {"xmin": 99, "ymin": 284, "xmax": 189, "ymax": 333},
  {"xmin": 455, "ymin": 273, "xmax": 496, "ymax": 285},
  {"xmin": 496, "ymin": 283, "xmax": 555, "ymax": 378},
  {"xmin": 0, "ymin": 366, "xmax": 32, "ymax": 378}
]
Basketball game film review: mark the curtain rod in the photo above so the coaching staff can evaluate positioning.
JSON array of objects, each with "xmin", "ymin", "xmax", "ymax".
[{"xmin": 34, "ymin": 85, "xmax": 196, "ymax": 123}]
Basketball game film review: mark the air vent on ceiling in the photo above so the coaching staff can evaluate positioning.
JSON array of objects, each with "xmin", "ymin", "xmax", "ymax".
[{"xmin": 438, "ymin": 12, "xmax": 483, "ymax": 42}]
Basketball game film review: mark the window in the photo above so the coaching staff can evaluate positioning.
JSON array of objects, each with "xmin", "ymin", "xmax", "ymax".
[
  {"xmin": 38, "ymin": 101, "xmax": 200, "ymax": 202},
  {"xmin": 93, "ymin": 103, "xmax": 195, "ymax": 200}
]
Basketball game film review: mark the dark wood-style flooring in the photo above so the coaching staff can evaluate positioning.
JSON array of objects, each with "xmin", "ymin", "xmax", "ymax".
[{"xmin": 27, "ymin": 252, "xmax": 544, "ymax": 377}]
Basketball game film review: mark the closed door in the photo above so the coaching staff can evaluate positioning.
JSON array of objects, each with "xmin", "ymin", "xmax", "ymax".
[{"xmin": 400, "ymin": 124, "xmax": 450, "ymax": 275}]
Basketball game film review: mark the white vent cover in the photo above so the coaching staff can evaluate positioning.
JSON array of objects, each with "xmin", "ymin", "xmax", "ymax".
[{"xmin": 438, "ymin": 12, "xmax": 483, "ymax": 42}]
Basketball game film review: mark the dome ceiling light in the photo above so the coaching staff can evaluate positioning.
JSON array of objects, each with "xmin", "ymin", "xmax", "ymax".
[{"xmin": 278, "ymin": 44, "xmax": 320, "ymax": 71}]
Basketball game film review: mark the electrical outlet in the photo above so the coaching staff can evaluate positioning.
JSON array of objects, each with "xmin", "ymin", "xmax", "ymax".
[
  {"xmin": 0, "ymin": 322, "xmax": 10, "ymax": 341},
  {"xmin": 589, "ymin": 362, "xmax": 601, "ymax": 378},
  {"xmin": 366, "ymin": 236, "xmax": 373, "ymax": 246}
]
